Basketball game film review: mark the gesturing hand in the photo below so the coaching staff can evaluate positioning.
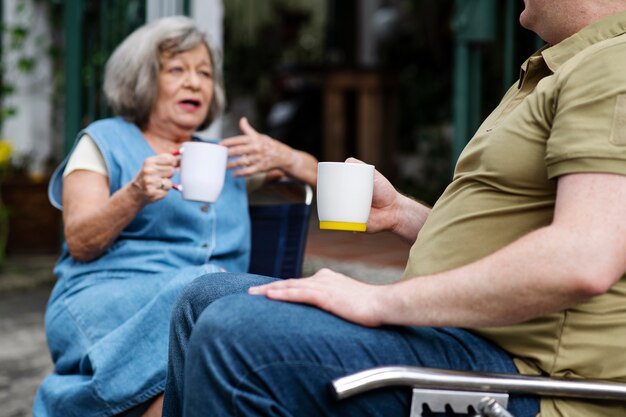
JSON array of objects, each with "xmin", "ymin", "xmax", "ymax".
[
  {"xmin": 222, "ymin": 117, "xmax": 294, "ymax": 177},
  {"xmin": 248, "ymin": 268, "xmax": 387, "ymax": 327}
]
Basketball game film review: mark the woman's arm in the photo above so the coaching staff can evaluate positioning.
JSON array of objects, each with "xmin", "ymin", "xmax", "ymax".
[
  {"xmin": 222, "ymin": 117, "xmax": 318, "ymax": 187},
  {"xmin": 62, "ymin": 153, "xmax": 177, "ymax": 261}
]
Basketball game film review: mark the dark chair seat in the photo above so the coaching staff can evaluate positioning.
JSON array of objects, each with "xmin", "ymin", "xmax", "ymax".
[{"xmin": 248, "ymin": 180, "xmax": 313, "ymax": 278}]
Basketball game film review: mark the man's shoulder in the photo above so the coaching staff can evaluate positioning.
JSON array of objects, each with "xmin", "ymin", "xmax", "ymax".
[
  {"xmin": 565, "ymin": 34, "xmax": 626, "ymax": 70},
  {"xmin": 555, "ymin": 34, "xmax": 626, "ymax": 87}
]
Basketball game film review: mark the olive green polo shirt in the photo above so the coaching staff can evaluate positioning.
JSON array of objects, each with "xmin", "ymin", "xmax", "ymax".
[{"xmin": 403, "ymin": 11, "xmax": 626, "ymax": 417}]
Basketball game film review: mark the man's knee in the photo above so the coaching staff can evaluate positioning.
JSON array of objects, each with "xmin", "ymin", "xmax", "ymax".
[
  {"xmin": 189, "ymin": 294, "xmax": 320, "ymax": 356},
  {"xmin": 171, "ymin": 273, "xmax": 275, "ymax": 325},
  {"xmin": 192, "ymin": 294, "xmax": 279, "ymax": 338}
]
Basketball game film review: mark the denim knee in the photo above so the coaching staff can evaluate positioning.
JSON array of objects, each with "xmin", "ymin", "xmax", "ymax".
[{"xmin": 170, "ymin": 272, "xmax": 276, "ymax": 329}]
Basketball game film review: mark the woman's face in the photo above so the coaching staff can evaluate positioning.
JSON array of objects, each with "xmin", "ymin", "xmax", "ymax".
[{"xmin": 151, "ymin": 44, "xmax": 214, "ymax": 133}]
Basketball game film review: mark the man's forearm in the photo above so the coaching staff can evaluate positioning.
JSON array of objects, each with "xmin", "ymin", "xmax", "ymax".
[
  {"xmin": 371, "ymin": 173, "xmax": 626, "ymax": 328},
  {"xmin": 377, "ymin": 223, "xmax": 613, "ymax": 328}
]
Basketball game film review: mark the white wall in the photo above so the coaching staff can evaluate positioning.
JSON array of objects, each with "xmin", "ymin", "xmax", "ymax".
[
  {"xmin": 146, "ymin": 0, "xmax": 223, "ymax": 53},
  {"xmin": 1, "ymin": 0, "xmax": 54, "ymax": 179},
  {"xmin": 146, "ymin": 0, "xmax": 185, "ymax": 22}
]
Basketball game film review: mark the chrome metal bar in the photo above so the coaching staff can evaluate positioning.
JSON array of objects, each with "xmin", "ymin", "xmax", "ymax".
[{"xmin": 332, "ymin": 366, "xmax": 626, "ymax": 401}]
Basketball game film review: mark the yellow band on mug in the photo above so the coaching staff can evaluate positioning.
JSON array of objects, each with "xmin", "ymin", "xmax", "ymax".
[{"xmin": 319, "ymin": 221, "xmax": 367, "ymax": 232}]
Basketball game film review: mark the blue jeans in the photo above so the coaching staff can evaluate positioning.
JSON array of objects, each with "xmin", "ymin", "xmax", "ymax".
[{"xmin": 162, "ymin": 273, "xmax": 540, "ymax": 417}]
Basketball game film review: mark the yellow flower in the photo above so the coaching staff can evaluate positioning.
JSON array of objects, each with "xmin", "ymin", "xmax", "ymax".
[{"xmin": 0, "ymin": 141, "xmax": 12, "ymax": 173}]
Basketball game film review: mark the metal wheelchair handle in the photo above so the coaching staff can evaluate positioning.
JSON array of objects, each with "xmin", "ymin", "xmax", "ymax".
[{"xmin": 332, "ymin": 366, "xmax": 626, "ymax": 401}]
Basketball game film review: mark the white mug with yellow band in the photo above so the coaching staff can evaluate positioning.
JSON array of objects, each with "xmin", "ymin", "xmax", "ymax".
[{"xmin": 316, "ymin": 161, "xmax": 374, "ymax": 232}]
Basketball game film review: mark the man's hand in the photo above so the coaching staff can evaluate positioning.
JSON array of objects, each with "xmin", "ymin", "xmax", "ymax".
[
  {"xmin": 347, "ymin": 157, "xmax": 400, "ymax": 233},
  {"xmin": 248, "ymin": 269, "xmax": 387, "ymax": 327},
  {"xmin": 346, "ymin": 157, "xmax": 429, "ymax": 240}
]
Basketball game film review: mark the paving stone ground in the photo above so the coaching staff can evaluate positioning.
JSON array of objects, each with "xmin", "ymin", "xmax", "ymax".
[
  {"xmin": 0, "ymin": 254, "xmax": 402, "ymax": 417},
  {"xmin": 0, "ymin": 284, "xmax": 53, "ymax": 417}
]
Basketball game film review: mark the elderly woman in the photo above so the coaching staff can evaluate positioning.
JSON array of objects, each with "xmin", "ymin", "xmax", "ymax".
[{"xmin": 34, "ymin": 16, "xmax": 316, "ymax": 417}]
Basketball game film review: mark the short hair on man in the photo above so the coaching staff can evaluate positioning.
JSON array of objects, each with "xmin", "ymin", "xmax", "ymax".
[{"xmin": 104, "ymin": 15, "xmax": 225, "ymax": 130}]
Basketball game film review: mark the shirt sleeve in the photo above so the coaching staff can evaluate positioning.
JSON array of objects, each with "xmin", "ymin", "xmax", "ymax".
[
  {"xmin": 63, "ymin": 134, "xmax": 108, "ymax": 178},
  {"xmin": 546, "ymin": 40, "xmax": 626, "ymax": 179}
]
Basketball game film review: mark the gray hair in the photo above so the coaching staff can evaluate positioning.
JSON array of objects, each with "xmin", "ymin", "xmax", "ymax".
[{"xmin": 104, "ymin": 15, "xmax": 225, "ymax": 130}]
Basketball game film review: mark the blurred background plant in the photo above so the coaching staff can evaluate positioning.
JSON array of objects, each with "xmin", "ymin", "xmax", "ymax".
[
  {"xmin": 0, "ymin": 0, "xmax": 61, "ymax": 261},
  {"xmin": 0, "ymin": 140, "xmax": 12, "ymax": 267},
  {"xmin": 1, "ymin": 0, "xmax": 41, "ymax": 266},
  {"xmin": 1, "ymin": 0, "xmax": 59, "ymax": 182},
  {"xmin": 0, "ymin": 2, "xmax": 24, "ymax": 135}
]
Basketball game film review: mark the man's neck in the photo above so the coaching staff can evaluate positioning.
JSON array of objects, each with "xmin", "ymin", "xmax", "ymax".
[{"xmin": 552, "ymin": 3, "xmax": 626, "ymax": 44}]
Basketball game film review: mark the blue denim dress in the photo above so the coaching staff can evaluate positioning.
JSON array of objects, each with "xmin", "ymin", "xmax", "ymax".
[{"xmin": 33, "ymin": 118, "xmax": 250, "ymax": 417}]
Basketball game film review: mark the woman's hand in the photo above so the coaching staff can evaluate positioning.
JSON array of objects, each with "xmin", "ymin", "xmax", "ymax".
[
  {"xmin": 222, "ymin": 117, "xmax": 294, "ymax": 176},
  {"xmin": 222, "ymin": 117, "xmax": 317, "ymax": 186},
  {"xmin": 129, "ymin": 153, "xmax": 178, "ymax": 203},
  {"xmin": 248, "ymin": 269, "xmax": 387, "ymax": 327}
]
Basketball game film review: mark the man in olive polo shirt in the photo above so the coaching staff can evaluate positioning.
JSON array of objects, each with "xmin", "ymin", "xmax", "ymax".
[{"xmin": 162, "ymin": 1, "xmax": 626, "ymax": 417}]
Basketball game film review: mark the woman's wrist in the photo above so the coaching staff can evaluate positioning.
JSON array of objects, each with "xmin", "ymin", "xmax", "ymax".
[
  {"xmin": 286, "ymin": 148, "xmax": 301, "ymax": 174},
  {"xmin": 125, "ymin": 180, "xmax": 150, "ymax": 209}
]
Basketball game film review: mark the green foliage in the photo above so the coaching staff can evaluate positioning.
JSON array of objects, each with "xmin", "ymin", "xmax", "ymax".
[
  {"xmin": 0, "ymin": 0, "xmax": 61, "ymax": 135},
  {"xmin": 17, "ymin": 56, "xmax": 35, "ymax": 72},
  {"xmin": 0, "ymin": 0, "xmax": 45, "ymax": 132},
  {"xmin": 77, "ymin": 0, "xmax": 146, "ymax": 123},
  {"xmin": 8, "ymin": 25, "xmax": 28, "ymax": 48}
]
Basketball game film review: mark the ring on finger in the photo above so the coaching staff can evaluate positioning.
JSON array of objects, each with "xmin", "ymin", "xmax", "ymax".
[
  {"xmin": 242, "ymin": 154, "xmax": 250, "ymax": 166},
  {"xmin": 159, "ymin": 178, "xmax": 166, "ymax": 190}
]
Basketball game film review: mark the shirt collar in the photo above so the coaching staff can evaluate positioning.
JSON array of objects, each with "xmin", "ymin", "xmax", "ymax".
[{"xmin": 519, "ymin": 10, "xmax": 626, "ymax": 84}]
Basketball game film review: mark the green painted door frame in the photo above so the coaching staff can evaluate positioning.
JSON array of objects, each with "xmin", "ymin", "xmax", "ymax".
[
  {"xmin": 451, "ymin": 0, "xmax": 543, "ymax": 172},
  {"xmin": 63, "ymin": 0, "xmax": 83, "ymax": 155},
  {"xmin": 62, "ymin": 0, "xmax": 148, "ymax": 154},
  {"xmin": 451, "ymin": 0, "xmax": 496, "ymax": 171}
]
